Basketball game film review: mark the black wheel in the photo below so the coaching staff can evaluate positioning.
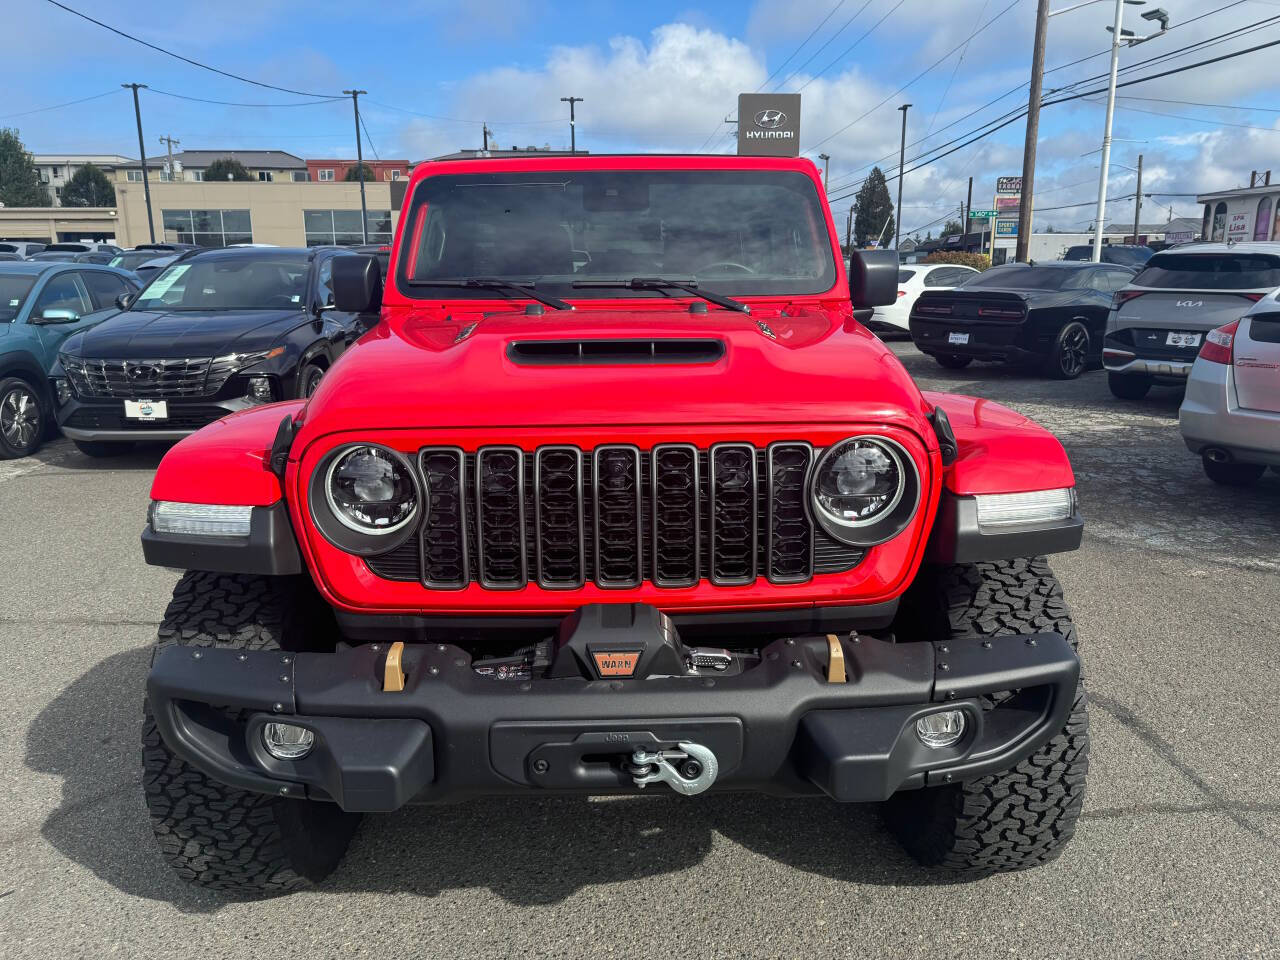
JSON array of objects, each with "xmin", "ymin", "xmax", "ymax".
[
  {"xmin": 300, "ymin": 363, "xmax": 326, "ymax": 398},
  {"xmin": 0, "ymin": 376, "xmax": 44, "ymax": 459},
  {"xmin": 934, "ymin": 354, "xmax": 973, "ymax": 370},
  {"xmin": 142, "ymin": 572, "xmax": 361, "ymax": 898},
  {"xmin": 1045, "ymin": 321, "xmax": 1090, "ymax": 379},
  {"xmin": 73, "ymin": 439, "xmax": 135, "ymax": 457},
  {"xmin": 883, "ymin": 557, "xmax": 1089, "ymax": 875},
  {"xmin": 1202, "ymin": 456, "xmax": 1265, "ymax": 487},
  {"xmin": 1107, "ymin": 371, "xmax": 1152, "ymax": 400}
]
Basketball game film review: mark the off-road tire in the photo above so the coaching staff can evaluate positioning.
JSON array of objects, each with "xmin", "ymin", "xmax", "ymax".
[
  {"xmin": 1202, "ymin": 456, "xmax": 1266, "ymax": 487},
  {"xmin": 934, "ymin": 354, "xmax": 973, "ymax": 370},
  {"xmin": 883, "ymin": 557, "xmax": 1089, "ymax": 875},
  {"xmin": 141, "ymin": 572, "xmax": 360, "ymax": 898},
  {"xmin": 1108, "ymin": 371, "xmax": 1151, "ymax": 400},
  {"xmin": 73, "ymin": 439, "xmax": 134, "ymax": 457}
]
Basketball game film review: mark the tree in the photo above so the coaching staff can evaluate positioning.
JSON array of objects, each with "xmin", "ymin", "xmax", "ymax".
[
  {"xmin": 60, "ymin": 163, "xmax": 116, "ymax": 207},
  {"xmin": 940, "ymin": 219, "xmax": 964, "ymax": 237},
  {"xmin": 0, "ymin": 128, "xmax": 51, "ymax": 207},
  {"xmin": 1045, "ymin": 224, "xmax": 1056, "ymax": 233},
  {"xmin": 204, "ymin": 157, "xmax": 252, "ymax": 182},
  {"xmin": 343, "ymin": 163, "xmax": 375, "ymax": 182},
  {"xmin": 925, "ymin": 230, "xmax": 933, "ymax": 241},
  {"xmin": 852, "ymin": 167, "xmax": 894, "ymax": 248}
]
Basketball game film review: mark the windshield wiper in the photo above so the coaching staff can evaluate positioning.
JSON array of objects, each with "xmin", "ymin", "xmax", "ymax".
[
  {"xmin": 405, "ymin": 277, "xmax": 572, "ymax": 311},
  {"xmin": 571, "ymin": 277, "xmax": 750, "ymax": 314}
]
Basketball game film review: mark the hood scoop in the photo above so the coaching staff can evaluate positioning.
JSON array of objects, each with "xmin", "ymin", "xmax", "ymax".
[{"xmin": 507, "ymin": 338, "xmax": 725, "ymax": 366}]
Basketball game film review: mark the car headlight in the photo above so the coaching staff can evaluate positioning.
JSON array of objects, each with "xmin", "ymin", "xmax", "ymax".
[
  {"xmin": 810, "ymin": 436, "xmax": 920, "ymax": 547},
  {"xmin": 325, "ymin": 445, "xmax": 418, "ymax": 534}
]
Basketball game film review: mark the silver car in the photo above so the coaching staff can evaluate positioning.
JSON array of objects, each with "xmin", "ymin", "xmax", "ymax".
[
  {"xmin": 1179, "ymin": 288, "xmax": 1280, "ymax": 486},
  {"xmin": 1103, "ymin": 242, "xmax": 1280, "ymax": 400}
]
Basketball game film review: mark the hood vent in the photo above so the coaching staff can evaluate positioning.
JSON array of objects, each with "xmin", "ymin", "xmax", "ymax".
[{"xmin": 507, "ymin": 338, "xmax": 725, "ymax": 366}]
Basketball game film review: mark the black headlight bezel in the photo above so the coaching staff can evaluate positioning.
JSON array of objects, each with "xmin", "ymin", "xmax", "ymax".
[
  {"xmin": 809, "ymin": 435, "xmax": 921, "ymax": 548},
  {"xmin": 308, "ymin": 443, "xmax": 421, "ymax": 556}
]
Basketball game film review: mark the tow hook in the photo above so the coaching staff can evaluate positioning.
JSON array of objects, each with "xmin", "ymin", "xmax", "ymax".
[{"xmin": 627, "ymin": 742, "xmax": 718, "ymax": 796}]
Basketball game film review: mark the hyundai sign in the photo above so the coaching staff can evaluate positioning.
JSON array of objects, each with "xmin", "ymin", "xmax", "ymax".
[{"xmin": 737, "ymin": 94, "xmax": 801, "ymax": 157}]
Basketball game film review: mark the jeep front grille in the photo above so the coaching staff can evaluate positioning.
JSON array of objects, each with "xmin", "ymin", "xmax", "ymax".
[
  {"xmin": 61, "ymin": 356, "xmax": 237, "ymax": 399},
  {"xmin": 365, "ymin": 443, "xmax": 865, "ymax": 589}
]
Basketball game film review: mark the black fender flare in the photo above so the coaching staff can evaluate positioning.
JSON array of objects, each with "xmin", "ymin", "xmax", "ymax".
[{"xmin": 294, "ymin": 342, "xmax": 334, "ymax": 397}]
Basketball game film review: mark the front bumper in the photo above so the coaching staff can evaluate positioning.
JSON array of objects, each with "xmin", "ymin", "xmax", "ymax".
[
  {"xmin": 57, "ymin": 395, "xmax": 260, "ymax": 442},
  {"xmin": 147, "ymin": 628, "xmax": 1080, "ymax": 812}
]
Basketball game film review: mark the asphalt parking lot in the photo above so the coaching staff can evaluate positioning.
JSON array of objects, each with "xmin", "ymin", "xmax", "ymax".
[{"xmin": 2, "ymin": 342, "xmax": 1278, "ymax": 960}]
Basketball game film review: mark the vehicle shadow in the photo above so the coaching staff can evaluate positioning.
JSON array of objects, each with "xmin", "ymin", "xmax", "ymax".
[
  {"xmin": 28, "ymin": 647, "xmax": 946, "ymax": 912},
  {"xmin": 48, "ymin": 440, "xmax": 173, "ymax": 472}
]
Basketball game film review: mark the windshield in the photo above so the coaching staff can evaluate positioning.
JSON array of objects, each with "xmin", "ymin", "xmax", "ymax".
[
  {"xmin": 1104, "ymin": 246, "xmax": 1153, "ymax": 267},
  {"xmin": 0, "ymin": 275, "xmax": 37, "ymax": 322},
  {"xmin": 962, "ymin": 265, "xmax": 1076, "ymax": 290},
  {"xmin": 1133, "ymin": 253, "xmax": 1280, "ymax": 290},
  {"xmin": 132, "ymin": 255, "xmax": 310, "ymax": 312},
  {"xmin": 396, "ymin": 169, "xmax": 838, "ymax": 300},
  {"xmin": 110, "ymin": 250, "xmax": 167, "ymax": 271}
]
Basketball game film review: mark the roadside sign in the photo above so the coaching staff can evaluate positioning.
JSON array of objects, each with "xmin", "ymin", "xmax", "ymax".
[
  {"xmin": 995, "ymin": 219, "xmax": 1019, "ymax": 237},
  {"xmin": 996, "ymin": 176, "xmax": 1022, "ymax": 194},
  {"xmin": 969, "ymin": 209, "xmax": 998, "ymax": 219},
  {"xmin": 737, "ymin": 93, "xmax": 801, "ymax": 157},
  {"xmin": 995, "ymin": 195, "xmax": 1020, "ymax": 212}
]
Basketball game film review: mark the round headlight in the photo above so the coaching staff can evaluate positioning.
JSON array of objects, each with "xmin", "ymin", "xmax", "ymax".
[
  {"xmin": 810, "ymin": 436, "xmax": 919, "ymax": 547},
  {"xmin": 325, "ymin": 445, "xmax": 418, "ymax": 534}
]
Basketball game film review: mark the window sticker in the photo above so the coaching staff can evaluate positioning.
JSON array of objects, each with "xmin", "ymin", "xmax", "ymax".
[{"xmin": 144, "ymin": 264, "xmax": 190, "ymax": 299}]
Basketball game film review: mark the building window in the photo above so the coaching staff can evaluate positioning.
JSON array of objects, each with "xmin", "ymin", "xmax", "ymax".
[
  {"xmin": 257, "ymin": 171, "xmax": 274, "ymax": 182},
  {"xmin": 1211, "ymin": 202, "xmax": 1228, "ymax": 242},
  {"xmin": 292, "ymin": 171, "xmax": 310, "ymax": 182},
  {"xmin": 189, "ymin": 170, "xmax": 204, "ymax": 182},
  {"xmin": 303, "ymin": 209, "xmax": 393, "ymax": 246},
  {"xmin": 318, "ymin": 169, "xmax": 335, "ymax": 182},
  {"xmin": 1255, "ymin": 196, "xmax": 1273, "ymax": 242},
  {"xmin": 126, "ymin": 170, "xmax": 144, "ymax": 182},
  {"xmin": 162, "ymin": 209, "xmax": 253, "ymax": 248},
  {"xmin": 386, "ymin": 169, "xmax": 401, "ymax": 181}
]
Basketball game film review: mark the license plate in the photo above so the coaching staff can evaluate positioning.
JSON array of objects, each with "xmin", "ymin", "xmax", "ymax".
[
  {"xmin": 948, "ymin": 332, "xmax": 970, "ymax": 345},
  {"xmin": 1166, "ymin": 332, "xmax": 1201, "ymax": 348},
  {"xmin": 124, "ymin": 399, "xmax": 168, "ymax": 421}
]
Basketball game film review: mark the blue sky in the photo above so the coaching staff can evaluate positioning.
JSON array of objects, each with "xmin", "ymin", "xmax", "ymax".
[{"xmin": 10, "ymin": 0, "xmax": 1280, "ymax": 233}]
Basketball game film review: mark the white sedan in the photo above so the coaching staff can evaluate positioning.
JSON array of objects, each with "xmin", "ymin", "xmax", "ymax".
[{"xmin": 870, "ymin": 263, "xmax": 980, "ymax": 332}]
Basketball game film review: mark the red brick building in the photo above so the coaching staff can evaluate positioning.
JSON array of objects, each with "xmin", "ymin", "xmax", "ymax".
[{"xmin": 304, "ymin": 159, "xmax": 412, "ymax": 183}]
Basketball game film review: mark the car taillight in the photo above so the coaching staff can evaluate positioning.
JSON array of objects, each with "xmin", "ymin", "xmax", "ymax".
[
  {"xmin": 1199, "ymin": 320, "xmax": 1239, "ymax": 364},
  {"xmin": 897, "ymin": 290, "xmax": 907, "ymax": 297},
  {"xmin": 915, "ymin": 304, "xmax": 952, "ymax": 316},
  {"xmin": 1112, "ymin": 290, "xmax": 1144, "ymax": 308},
  {"xmin": 1240, "ymin": 293, "xmax": 1264, "ymax": 302},
  {"xmin": 977, "ymin": 307, "xmax": 1022, "ymax": 318}
]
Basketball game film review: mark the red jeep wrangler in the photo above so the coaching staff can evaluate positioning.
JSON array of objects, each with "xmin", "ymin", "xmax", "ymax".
[{"xmin": 140, "ymin": 155, "xmax": 1087, "ymax": 897}]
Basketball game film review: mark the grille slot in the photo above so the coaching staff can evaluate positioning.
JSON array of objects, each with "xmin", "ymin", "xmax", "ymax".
[
  {"xmin": 475, "ymin": 447, "xmax": 527, "ymax": 589},
  {"xmin": 365, "ymin": 442, "xmax": 869, "ymax": 588},
  {"xmin": 507, "ymin": 338, "xmax": 725, "ymax": 365},
  {"xmin": 418, "ymin": 448, "xmax": 468, "ymax": 589},
  {"xmin": 61, "ymin": 356, "xmax": 230, "ymax": 399},
  {"xmin": 593, "ymin": 446, "xmax": 643, "ymax": 588}
]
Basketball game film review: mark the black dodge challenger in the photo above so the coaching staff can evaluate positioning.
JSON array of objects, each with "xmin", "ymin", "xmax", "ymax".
[
  {"xmin": 55, "ymin": 246, "xmax": 378, "ymax": 456},
  {"xmin": 909, "ymin": 260, "xmax": 1136, "ymax": 379}
]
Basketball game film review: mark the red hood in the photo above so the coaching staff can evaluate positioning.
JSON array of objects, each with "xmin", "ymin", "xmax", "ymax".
[{"xmin": 294, "ymin": 303, "xmax": 930, "ymax": 446}]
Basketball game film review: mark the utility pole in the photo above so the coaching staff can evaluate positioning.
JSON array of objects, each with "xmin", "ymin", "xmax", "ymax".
[
  {"xmin": 122, "ymin": 83, "xmax": 155, "ymax": 243},
  {"xmin": 846, "ymin": 204, "xmax": 854, "ymax": 254},
  {"xmin": 818, "ymin": 153, "xmax": 830, "ymax": 190},
  {"xmin": 159, "ymin": 135, "xmax": 180, "ymax": 184},
  {"xmin": 343, "ymin": 89, "xmax": 369, "ymax": 243},
  {"xmin": 560, "ymin": 96, "xmax": 583, "ymax": 153},
  {"xmin": 482, "ymin": 123, "xmax": 492, "ymax": 153},
  {"xmin": 1017, "ymin": 0, "xmax": 1050, "ymax": 263},
  {"xmin": 895, "ymin": 104, "xmax": 911, "ymax": 251},
  {"xmin": 1091, "ymin": 0, "xmax": 1125, "ymax": 262},
  {"xmin": 965, "ymin": 175, "xmax": 973, "ymax": 243},
  {"xmin": 1131, "ymin": 152, "xmax": 1143, "ymax": 243}
]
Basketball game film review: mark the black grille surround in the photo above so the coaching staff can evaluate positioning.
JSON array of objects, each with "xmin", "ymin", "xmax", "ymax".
[{"xmin": 368, "ymin": 442, "xmax": 867, "ymax": 589}]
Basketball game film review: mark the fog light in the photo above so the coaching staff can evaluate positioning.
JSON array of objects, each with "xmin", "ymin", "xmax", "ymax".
[
  {"xmin": 974, "ymin": 487, "xmax": 1075, "ymax": 527},
  {"xmin": 152, "ymin": 501, "xmax": 252, "ymax": 537},
  {"xmin": 53, "ymin": 377, "xmax": 72, "ymax": 406},
  {"xmin": 262, "ymin": 722, "xmax": 314, "ymax": 760},
  {"xmin": 916, "ymin": 710, "xmax": 966, "ymax": 749},
  {"xmin": 246, "ymin": 375, "xmax": 273, "ymax": 402}
]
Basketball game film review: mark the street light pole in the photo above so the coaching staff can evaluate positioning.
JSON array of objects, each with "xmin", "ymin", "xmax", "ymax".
[
  {"xmin": 1091, "ymin": 0, "xmax": 1125, "ymax": 262},
  {"xmin": 122, "ymin": 83, "xmax": 155, "ymax": 243},
  {"xmin": 1017, "ymin": 0, "xmax": 1050, "ymax": 263},
  {"xmin": 818, "ymin": 153, "xmax": 830, "ymax": 190},
  {"xmin": 343, "ymin": 89, "xmax": 369, "ymax": 244},
  {"xmin": 560, "ymin": 96, "xmax": 583, "ymax": 153},
  {"xmin": 895, "ymin": 104, "xmax": 911, "ymax": 251}
]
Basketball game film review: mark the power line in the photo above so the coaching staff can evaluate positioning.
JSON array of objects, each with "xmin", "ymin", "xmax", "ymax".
[
  {"xmin": 41, "ymin": 0, "xmax": 339, "ymax": 98},
  {"xmin": 796, "ymin": 0, "xmax": 907, "ymax": 92},
  {"xmin": 0, "ymin": 88, "xmax": 120, "ymax": 120},
  {"xmin": 923, "ymin": 0, "xmax": 991, "ymax": 136},
  {"xmin": 364, "ymin": 99, "xmax": 561, "ymax": 126},
  {"xmin": 146, "ymin": 88, "xmax": 344, "ymax": 108},
  {"xmin": 1096, "ymin": 98, "xmax": 1280, "ymax": 133},
  {"xmin": 1117, "ymin": 94, "xmax": 1280, "ymax": 113},
  {"xmin": 773, "ymin": 0, "xmax": 876, "ymax": 92},
  {"xmin": 359, "ymin": 113, "xmax": 381, "ymax": 161},
  {"xmin": 756, "ymin": 0, "xmax": 851, "ymax": 91}
]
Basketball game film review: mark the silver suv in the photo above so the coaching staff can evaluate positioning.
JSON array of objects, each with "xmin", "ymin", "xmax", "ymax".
[{"xmin": 1102, "ymin": 242, "xmax": 1280, "ymax": 400}]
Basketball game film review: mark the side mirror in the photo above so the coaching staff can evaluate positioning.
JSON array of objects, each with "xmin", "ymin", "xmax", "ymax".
[
  {"xmin": 332, "ymin": 255, "xmax": 383, "ymax": 314},
  {"xmin": 848, "ymin": 249, "xmax": 900, "ymax": 308},
  {"xmin": 115, "ymin": 293, "xmax": 135, "ymax": 310},
  {"xmin": 35, "ymin": 308, "xmax": 79, "ymax": 324}
]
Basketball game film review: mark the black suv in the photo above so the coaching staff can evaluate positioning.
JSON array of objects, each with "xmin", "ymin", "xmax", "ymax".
[
  {"xmin": 1062, "ymin": 244, "xmax": 1153, "ymax": 268},
  {"xmin": 56, "ymin": 247, "xmax": 379, "ymax": 456}
]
